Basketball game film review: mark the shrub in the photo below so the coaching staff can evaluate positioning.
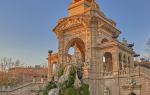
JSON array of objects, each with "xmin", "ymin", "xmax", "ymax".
[
  {"xmin": 76, "ymin": 67, "xmax": 83, "ymax": 80},
  {"xmin": 42, "ymin": 90, "xmax": 48, "ymax": 95},
  {"xmin": 43, "ymin": 65, "xmax": 89, "ymax": 95},
  {"xmin": 45, "ymin": 81, "xmax": 57, "ymax": 91},
  {"xmin": 80, "ymin": 83, "xmax": 89, "ymax": 95},
  {"xmin": 58, "ymin": 65, "xmax": 64, "ymax": 78},
  {"xmin": 63, "ymin": 87, "xmax": 78, "ymax": 95},
  {"xmin": 67, "ymin": 66, "xmax": 76, "ymax": 87}
]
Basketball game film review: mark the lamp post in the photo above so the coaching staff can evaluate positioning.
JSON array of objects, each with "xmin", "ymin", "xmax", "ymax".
[{"xmin": 48, "ymin": 50, "xmax": 53, "ymax": 81}]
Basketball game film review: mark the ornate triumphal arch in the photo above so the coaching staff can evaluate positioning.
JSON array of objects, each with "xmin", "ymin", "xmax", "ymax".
[{"xmin": 48, "ymin": 0, "xmax": 137, "ymax": 95}]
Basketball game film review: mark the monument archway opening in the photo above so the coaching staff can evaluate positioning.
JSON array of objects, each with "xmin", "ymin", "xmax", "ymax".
[
  {"xmin": 103, "ymin": 52, "xmax": 113, "ymax": 72},
  {"xmin": 65, "ymin": 38, "xmax": 85, "ymax": 65},
  {"xmin": 129, "ymin": 92, "xmax": 136, "ymax": 95}
]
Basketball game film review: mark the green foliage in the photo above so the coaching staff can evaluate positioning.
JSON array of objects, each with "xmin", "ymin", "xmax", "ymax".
[
  {"xmin": 43, "ymin": 78, "xmax": 57, "ymax": 95},
  {"xmin": 59, "ymin": 82, "xmax": 89, "ymax": 95},
  {"xmin": 63, "ymin": 87, "xmax": 78, "ymax": 95},
  {"xmin": 45, "ymin": 81, "xmax": 57, "ymax": 91},
  {"xmin": 59, "ymin": 66, "xmax": 76, "ymax": 90},
  {"xmin": 76, "ymin": 67, "xmax": 83, "ymax": 80},
  {"xmin": 43, "ymin": 65, "xmax": 89, "ymax": 95},
  {"xmin": 80, "ymin": 83, "xmax": 89, "ymax": 95},
  {"xmin": 42, "ymin": 90, "xmax": 48, "ymax": 95},
  {"xmin": 58, "ymin": 65, "xmax": 64, "ymax": 78},
  {"xmin": 68, "ymin": 66, "xmax": 76, "ymax": 87},
  {"xmin": 59, "ymin": 66, "xmax": 89, "ymax": 95}
]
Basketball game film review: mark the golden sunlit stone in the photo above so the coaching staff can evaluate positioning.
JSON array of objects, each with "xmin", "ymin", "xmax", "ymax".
[{"xmin": 47, "ymin": 0, "xmax": 150, "ymax": 95}]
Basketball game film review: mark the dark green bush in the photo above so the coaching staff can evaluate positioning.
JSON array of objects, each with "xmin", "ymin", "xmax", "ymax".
[
  {"xmin": 64, "ymin": 87, "xmax": 78, "ymax": 95},
  {"xmin": 45, "ymin": 81, "xmax": 57, "ymax": 91},
  {"xmin": 80, "ymin": 83, "xmax": 89, "ymax": 95},
  {"xmin": 68, "ymin": 66, "xmax": 76, "ymax": 87},
  {"xmin": 42, "ymin": 90, "xmax": 48, "ymax": 95}
]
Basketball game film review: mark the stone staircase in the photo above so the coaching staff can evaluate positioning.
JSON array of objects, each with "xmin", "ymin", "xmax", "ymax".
[{"xmin": 0, "ymin": 81, "xmax": 46, "ymax": 95}]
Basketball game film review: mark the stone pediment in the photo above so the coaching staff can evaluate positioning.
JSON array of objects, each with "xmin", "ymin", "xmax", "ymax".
[{"xmin": 53, "ymin": 15, "xmax": 90, "ymax": 33}]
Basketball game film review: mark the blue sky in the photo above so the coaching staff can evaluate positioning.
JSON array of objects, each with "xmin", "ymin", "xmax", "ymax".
[{"xmin": 0, "ymin": 0, "xmax": 150, "ymax": 65}]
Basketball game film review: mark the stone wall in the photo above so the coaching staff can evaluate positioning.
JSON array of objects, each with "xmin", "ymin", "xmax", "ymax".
[
  {"xmin": 119, "ymin": 66, "xmax": 150, "ymax": 95},
  {"xmin": 139, "ymin": 66, "xmax": 150, "ymax": 95}
]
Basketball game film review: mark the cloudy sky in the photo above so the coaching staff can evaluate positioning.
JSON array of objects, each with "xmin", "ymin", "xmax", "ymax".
[{"xmin": 0, "ymin": 0, "xmax": 150, "ymax": 65}]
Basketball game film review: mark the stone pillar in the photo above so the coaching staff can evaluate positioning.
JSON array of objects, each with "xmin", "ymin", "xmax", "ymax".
[
  {"xmin": 88, "ymin": 17, "xmax": 100, "ymax": 95},
  {"xmin": 120, "ymin": 54, "xmax": 124, "ymax": 71},
  {"xmin": 104, "ymin": 88, "xmax": 110, "ymax": 95},
  {"xmin": 41, "ymin": 78, "xmax": 44, "ymax": 83},
  {"xmin": 112, "ymin": 51, "xmax": 120, "ymax": 95},
  {"xmin": 7, "ymin": 86, "xmax": 10, "ymax": 91},
  {"xmin": 112, "ymin": 51, "xmax": 119, "ymax": 76},
  {"xmin": 48, "ymin": 51, "xmax": 52, "ymax": 81},
  {"xmin": 130, "ymin": 55, "xmax": 134, "ymax": 70},
  {"xmin": 33, "ymin": 78, "xmax": 36, "ymax": 83},
  {"xmin": 2, "ymin": 86, "xmax": 5, "ymax": 91}
]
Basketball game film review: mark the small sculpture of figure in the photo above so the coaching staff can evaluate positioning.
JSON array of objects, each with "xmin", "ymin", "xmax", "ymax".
[
  {"xmin": 104, "ymin": 87, "xmax": 110, "ymax": 95},
  {"xmin": 67, "ymin": 55, "xmax": 71, "ymax": 64},
  {"xmin": 104, "ymin": 63, "xmax": 107, "ymax": 72},
  {"xmin": 84, "ymin": 61, "xmax": 89, "ymax": 67},
  {"xmin": 122, "ymin": 37, "xmax": 128, "ymax": 45}
]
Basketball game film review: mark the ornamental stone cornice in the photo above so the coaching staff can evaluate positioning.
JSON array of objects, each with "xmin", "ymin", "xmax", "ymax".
[
  {"xmin": 97, "ymin": 40, "xmax": 135, "ymax": 54},
  {"xmin": 98, "ymin": 41, "xmax": 117, "ymax": 49},
  {"xmin": 122, "ymin": 82, "xmax": 141, "ymax": 90},
  {"xmin": 53, "ymin": 15, "xmax": 91, "ymax": 34},
  {"xmin": 50, "ymin": 53, "xmax": 59, "ymax": 60},
  {"xmin": 115, "ymin": 40, "xmax": 135, "ymax": 54},
  {"xmin": 53, "ymin": 14, "xmax": 121, "ymax": 40},
  {"xmin": 90, "ymin": 16, "xmax": 121, "ymax": 37},
  {"xmin": 101, "ymin": 24, "xmax": 120, "ymax": 37},
  {"xmin": 117, "ymin": 42, "xmax": 135, "ymax": 54}
]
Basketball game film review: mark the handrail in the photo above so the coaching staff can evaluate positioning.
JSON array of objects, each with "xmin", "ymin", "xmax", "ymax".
[{"xmin": 0, "ymin": 81, "xmax": 45, "ymax": 92}]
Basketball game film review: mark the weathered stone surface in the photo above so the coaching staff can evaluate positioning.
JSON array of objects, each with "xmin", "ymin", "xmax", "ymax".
[{"xmin": 47, "ymin": 0, "xmax": 150, "ymax": 95}]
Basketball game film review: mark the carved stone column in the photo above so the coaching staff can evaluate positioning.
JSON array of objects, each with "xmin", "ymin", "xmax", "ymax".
[
  {"xmin": 112, "ymin": 51, "xmax": 119, "ymax": 76},
  {"xmin": 89, "ymin": 17, "xmax": 99, "ymax": 95}
]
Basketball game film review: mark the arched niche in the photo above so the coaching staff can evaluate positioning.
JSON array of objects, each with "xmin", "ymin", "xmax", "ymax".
[
  {"xmin": 65, "ymin": 38, "xmax": 85, "ymax": 64},
  {"xmin": 123, "ymin": 54, "xmax": 127, "ymax": 68},
  {"xmin": 52, "ymin": 62, "xmax": 57, "ymax": 75},
  {"xmin": 128, "ymin": 56, "xmax": 131, "ymax": 64},
  {"xmin": 129, "ymin": 92, "xmax": 136, "ymax": 95},
  {"xmin": 101, "ymin": 38, "xmax": 109, "ymax": 44},
  {"xmin": 119, "ymin": 52, "xmax": 122, "ymax": 70},
  {"xmin": 103, "ymin": 52, "xmax": 113, "ymax": 72}
]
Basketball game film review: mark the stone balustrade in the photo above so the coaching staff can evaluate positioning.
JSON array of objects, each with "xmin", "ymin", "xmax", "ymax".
[
  {"xmin": 103, "ymin": 72, "xmax": 113, "ymax": 77},
  {"xmin": 0, "ymin": 78, "xmax": 46, "ymax": 93}
]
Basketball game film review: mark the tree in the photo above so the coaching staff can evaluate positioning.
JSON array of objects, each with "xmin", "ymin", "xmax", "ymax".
[
  {"xmin": 0, "ymin": 58, "xmax": 13, "ymax": 72},
  {"xmin": 0, "ymin": 58, "xmax": 23, "ymax": 86}
]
